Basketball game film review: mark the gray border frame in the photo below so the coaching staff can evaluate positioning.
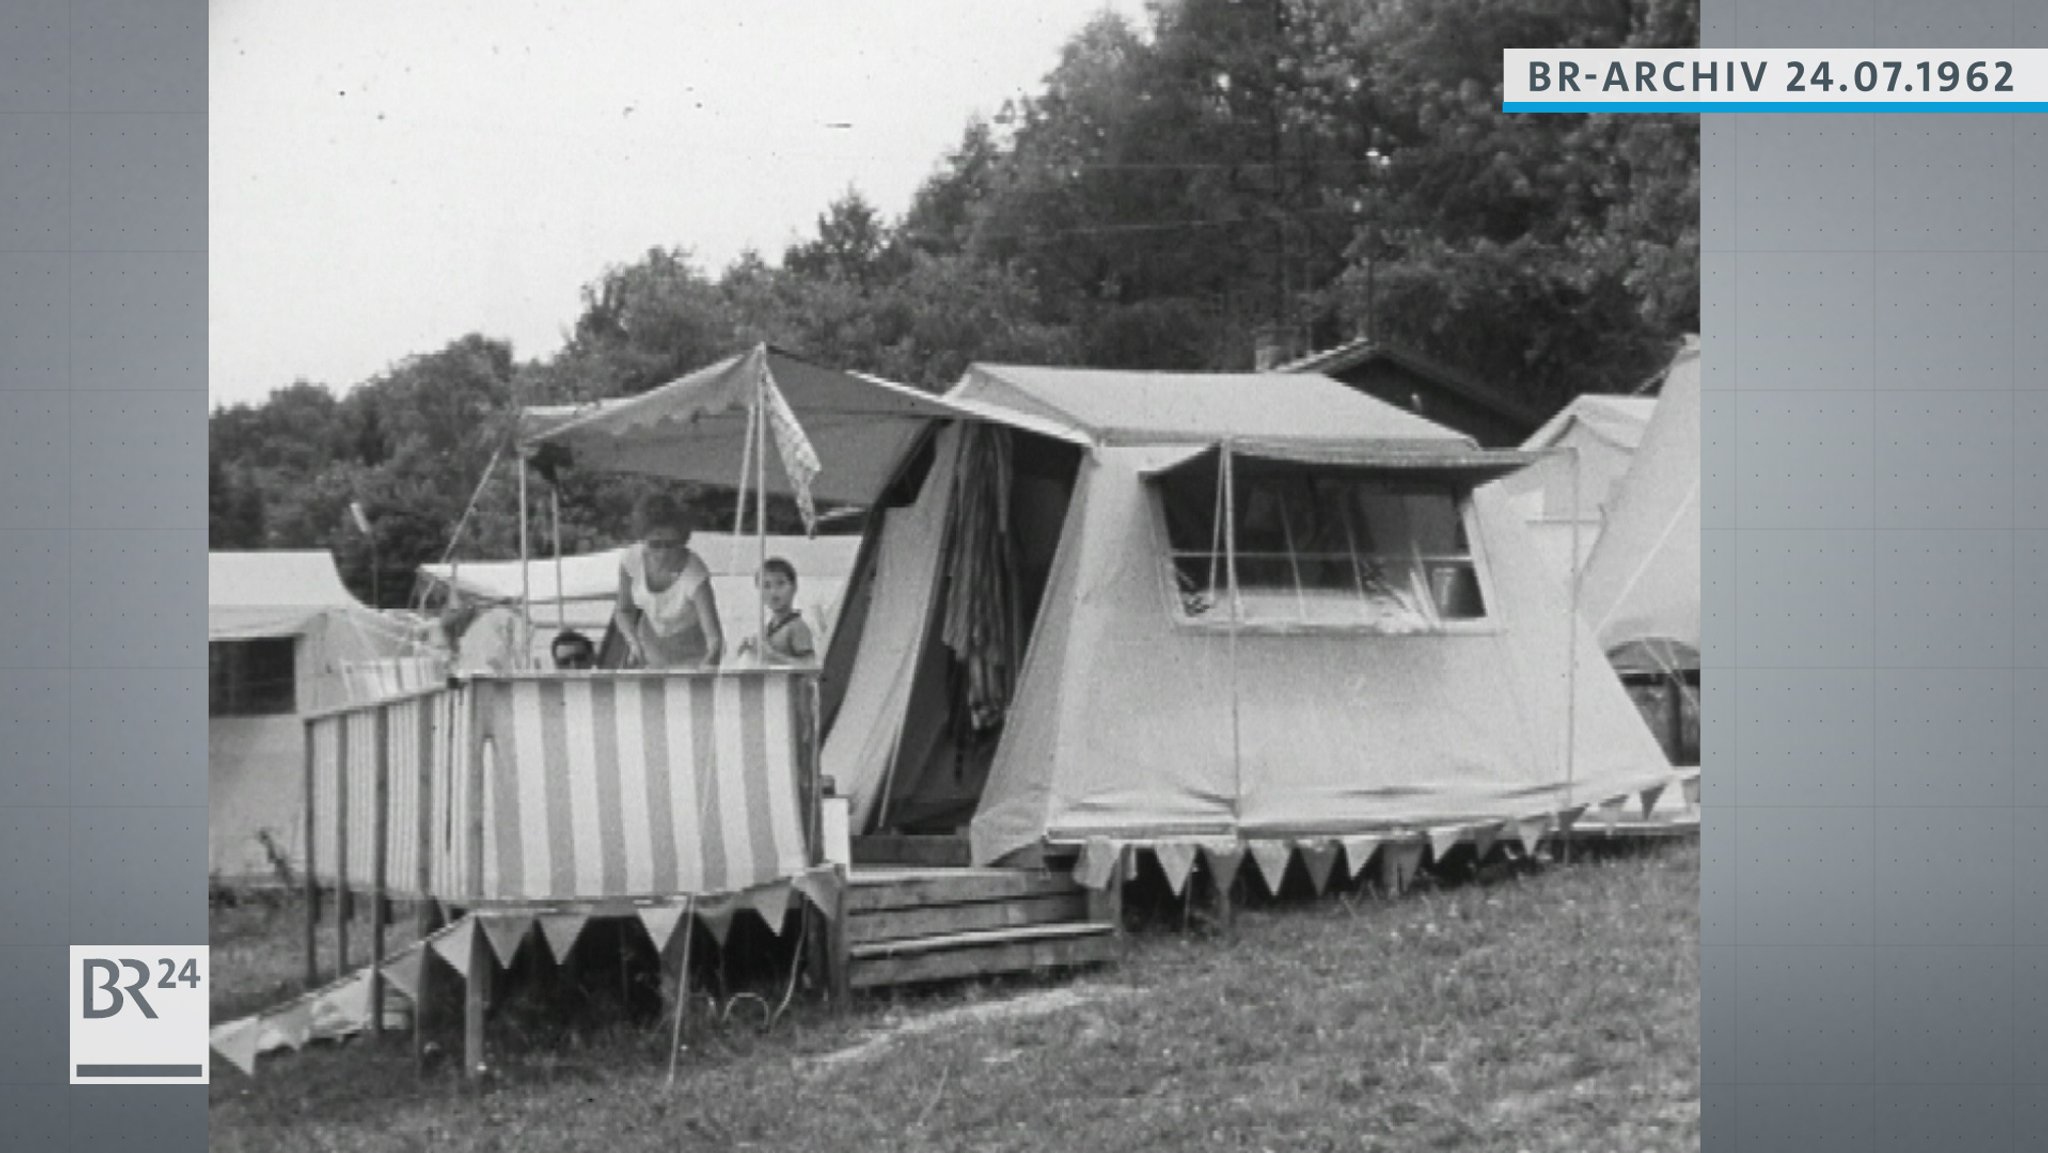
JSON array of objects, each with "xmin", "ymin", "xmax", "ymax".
[{"xmin": 0, "ymin": 1, "xmax": 207, "ymax": 1147}]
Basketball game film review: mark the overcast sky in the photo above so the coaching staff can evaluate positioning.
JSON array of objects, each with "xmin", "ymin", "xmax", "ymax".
[{"xmin": 209, "ymin": 0, "xmax": 1148, "ymax": 407}]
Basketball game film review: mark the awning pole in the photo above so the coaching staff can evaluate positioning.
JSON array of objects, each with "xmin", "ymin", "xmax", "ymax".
[
  {"xmin": 732, "ymin": 390, "xmax": 756, "ymax": 547},
  {"xmin": 1223, "ymin": 440, "xmax": 1242, "ymax": 831},
  {"xmin": 517, "ymin": 449, "xmax": 532, "ymax": 667},
  {"xmin": 757, "ymin": 362, "xmax": 770, "ymax": 662},
  {"xmin": 551, "ymin": 487, "xmax": 566, "ymax": 631},
  {"xmin": 1564, "ymin": 446, "xmax": 1581, "ymax": 859}
]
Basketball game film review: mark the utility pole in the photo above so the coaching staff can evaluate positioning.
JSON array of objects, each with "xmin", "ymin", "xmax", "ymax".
[
  {"xmin": 1362, "ymin": 147, "xmax": 1391, "ymax": 342},
  {"xmin": 1267, "ymin": 0, "xmax": 1289, "ymax": 362}
]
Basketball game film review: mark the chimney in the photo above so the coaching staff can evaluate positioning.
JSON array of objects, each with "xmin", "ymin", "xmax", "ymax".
[
  {"xmin": 1254, "ymin": 334, "xmax": 1285, "ymax": 372},
  {"xmin": 1254, "ymin": 323, "xmax": 1304, "ymax": 372}
]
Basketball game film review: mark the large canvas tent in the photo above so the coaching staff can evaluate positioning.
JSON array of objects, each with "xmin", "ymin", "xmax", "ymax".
[
  {"xmin": 209, "ymin": 552, "xmax": 423, "ymax": 880},
  {"xmin": 524, "ymin": 349, "xmax": 1680, "ymax": 872},
  {"xmin": 417, "ymin": 532, "xmax": 861, "ymax": 666}
]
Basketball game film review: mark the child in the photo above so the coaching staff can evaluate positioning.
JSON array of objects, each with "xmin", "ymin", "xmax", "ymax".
[
  {"xmin": 744, "ymin": 557, "xmax": 816, "ymax": 665},
  {"xmin": 550, "ymin": 629, "xmax": 596, "ymax": 670}
]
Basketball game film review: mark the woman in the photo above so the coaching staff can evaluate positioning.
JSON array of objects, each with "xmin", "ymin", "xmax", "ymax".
[{"xmin": 614, "ymin": 493, "xmax": 724, "ymax": 669}]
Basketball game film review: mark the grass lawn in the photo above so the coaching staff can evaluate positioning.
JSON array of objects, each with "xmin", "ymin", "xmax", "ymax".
[{"xmin": 209, "ymin": 842, "xmax": 1699, "ymax": 1153}]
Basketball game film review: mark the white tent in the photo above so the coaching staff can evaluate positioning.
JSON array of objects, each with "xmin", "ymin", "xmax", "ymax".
[
  {"xmin": 1577, "ymin": 339, "xmax": 1701, "ymax": 668},
  {"xmin": 209, "ymin": 552, "xmax": 426, "ymax": 881},
  {"xmin": 1493, "ymin": 394, "xmax": 1656, "ymax": 575},
  {"xmin": 525, "ymin": 352, "xmax": 1681, "ymax": 871},
  {"xmin": 417, "ymin": 532, "xmax": 862, "ymax": 666}
]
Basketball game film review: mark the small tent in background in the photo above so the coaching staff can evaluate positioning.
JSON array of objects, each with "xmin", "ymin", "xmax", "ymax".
[
  {"xmin": 1578, "ymin": 338, "xmax": 1701, "ymax": 664},
  {"xmin": 416, "ymin": 533, "xmax": 861, "ymax": 668},
  {"xmin": 1575, "ymin": 338, "xmax": 1702, "ymax": 766},
  {"xmin": 209, "ymin": 552, "xmax": 428, "ymax": 881},
  {"xmin": 1493, "ymin": 393, "xmax": 1657, "ymax": 576}
]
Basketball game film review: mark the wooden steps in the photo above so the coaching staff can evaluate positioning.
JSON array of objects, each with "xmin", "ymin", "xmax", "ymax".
[
  {"xmin": 841, "ymin": 866, "xmax": 1120, "ymax": 992},
  {"xmin": 851, "ymin": 834, "xmax": 973, "ymax": 868}
]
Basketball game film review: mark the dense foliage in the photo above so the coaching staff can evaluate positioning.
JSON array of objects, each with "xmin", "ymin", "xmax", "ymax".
[{"xmin": 212, "ymin": 0, "xmax": 1698, "ymax": 606}]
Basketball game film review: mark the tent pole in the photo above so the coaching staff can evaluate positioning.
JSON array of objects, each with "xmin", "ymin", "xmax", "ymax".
[
  {"xmin": 551, "ymin": 488, "xmax": 566, "ymax": 631},
  {"xmin": 1564, "ymin": 446, "xmax": 1581, "ymax": 862},
  {"xmin": 439, "ymin": 442, "xmax": 506, "ymax": 566},
  {"xmin": 757, "ymin": 362, "xmax": 770, "ymax": 661},
  {"xmin": 1223, "ymin": 441, "xmax": 1242, "ymax": 831},
  {"xmin": 732, "ymin": 389, "xmax": 756, "ymax": 554},
  {"xmin": 517, "ymin": 450, "xmax": 532, "ymax": 667}
]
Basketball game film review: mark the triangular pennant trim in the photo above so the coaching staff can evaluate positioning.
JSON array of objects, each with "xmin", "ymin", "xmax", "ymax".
[
  {"xmin": 270, "ymin": 1003, "xmax": 314, "ymax": 1051},
  {"xmin": 1640, "ymin": 784, "xmax": 1668, "ymax": 817},
  {"xmin": 637, "ymin": 903, "xmax": 688, "ymax": 952},
  {"xmin": 1248, "ymin": 841, "xmax": 1294, "ymax": 895},
  {"xmin": 1515, "ymin": 818, "xmax": 1550, "ymax": 855},
  {"xmin": 1339, "ymin": 836, "xmax": 1382, "ymax": 879},
  {"xmin": 381, "ymin": 946, "xmax": 427, "ymax": 1003},
  {"xmin": 1074, "ymin": 838, "xmax": 1123, "ymax": 891},
  {"xmin": 479, "ymin": 914, "xmax": 532, "ymax": 969},
  {"xmin": 745, "ymin": 883, "xmax": 793, "ymax": 935},
  {"xmin": 1201, "ymin": 842, "xmax": 1245, "ymax": 893},
  {"xmin": 792, "ymin": 869, "xmax": 838, "ymax": 918},
  {"xmin": 428, "ymin": 916, "xmax": 477, "ymax": 979},
  {"xmin": 1427, "ymin": 826, "xmax": 1464, "ymax": 862},
  {"xmin": 537, "ymin": 913, "xmax": 591, "ymax": 963},
  {"xmin": 210, "ymin": 1017, "xmax": 262, "ymax": 1077},
  {"xmin": 1153, "ymin": 842, "xmax": 1198, "ymax": 898},
  {"xmin": 308, "ymin": 974, "xmax": 371, "ymax": 1041},
  {"xmin": 1470, "ymin": 823, "xmax": 1501, "ymax": 861},
  {"xmin": 1682, "ymin": 776, "xmax": 1702, "ymax": 808},
  {"xmin": 698, "ymin": 896, "xmax": 738, "ymax": 948},
  {"xmin": 1296, "ymin": 841, "xmax": 1339, "ymax": 895}
]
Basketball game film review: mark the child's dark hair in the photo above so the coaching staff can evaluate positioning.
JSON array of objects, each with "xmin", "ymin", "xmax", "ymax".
[{"xmin": 762, "ymin": 557, "xmax": 798, "ymax": 587}]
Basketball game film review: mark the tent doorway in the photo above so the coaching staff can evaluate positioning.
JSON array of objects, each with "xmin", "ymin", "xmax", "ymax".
[{"xmin": 819, "ymin": 423, "xmax": 1083, "ymax": 836}]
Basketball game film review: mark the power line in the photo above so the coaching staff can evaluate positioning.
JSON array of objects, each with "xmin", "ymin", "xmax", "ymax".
[{"xmin": 968, "ymin": 204, "xmax": 1365, "ymax": 244}]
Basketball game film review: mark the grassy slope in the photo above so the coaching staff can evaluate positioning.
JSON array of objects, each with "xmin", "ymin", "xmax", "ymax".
[{"xmin": 210, "ymin": 844, "xmax": 1699, "ymax": 1153}]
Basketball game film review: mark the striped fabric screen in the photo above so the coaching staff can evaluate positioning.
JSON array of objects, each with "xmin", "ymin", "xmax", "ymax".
[
  {"xmin": 306, "ymin": 671, "xmax": 814, "ymax": 904},
  {"xmin": 474, "ymin": 673, "xmax": 811, "ymax": 900}
]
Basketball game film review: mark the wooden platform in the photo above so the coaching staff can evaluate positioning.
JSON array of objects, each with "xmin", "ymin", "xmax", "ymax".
[
  {"xmin": 851, "ymin": 834, "xmax": 974, "ymax": 868},
  {"xmin": 1558, "ymin": 812, "xmax": 1701, "ymax": 841},
  {"xmin": 839, "ymin": 865, "xmax": 1121, "ymax": 992}
]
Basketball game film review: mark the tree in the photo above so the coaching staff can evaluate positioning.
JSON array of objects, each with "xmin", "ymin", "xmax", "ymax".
[
  {"xmin": 212, "ymin": 0, "xmax": 1702, "ymax": 578},
  {"xmin": 783, "ymin": 190, "xmax": 906, "ymax": 289}
]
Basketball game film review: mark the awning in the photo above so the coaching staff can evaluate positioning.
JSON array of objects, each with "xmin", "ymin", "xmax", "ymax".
[
  {"xmin": 520, "ymin": 345, "xmax": 981, "ymax": 505},
  {"xmin": 1139, "ymin": 439, "xmax": 1543, "ymax": 484},
  {"xmin": 1607, "ymin": 637, "xmax": 1701, "ymax": 676}
]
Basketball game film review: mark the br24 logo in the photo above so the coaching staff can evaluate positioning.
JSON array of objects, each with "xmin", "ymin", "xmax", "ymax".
[{"xmin": 81, "ymin": 957, "xmax": 202, "ymax": 1019}]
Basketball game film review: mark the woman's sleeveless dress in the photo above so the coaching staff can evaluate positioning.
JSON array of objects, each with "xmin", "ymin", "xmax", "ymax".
[{"xmin": 619, "ymin": 543, "xmax": 713, "ymax": 667}]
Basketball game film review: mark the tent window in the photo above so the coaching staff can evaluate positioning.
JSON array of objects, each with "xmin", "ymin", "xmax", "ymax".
[
  {"xmin": 1156, "ymin": 457, "xmax": 1487, "ymax": 630},
  {"xmin": 209, "ymin": 639, "xmax": 297, "ymax": 716}
]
